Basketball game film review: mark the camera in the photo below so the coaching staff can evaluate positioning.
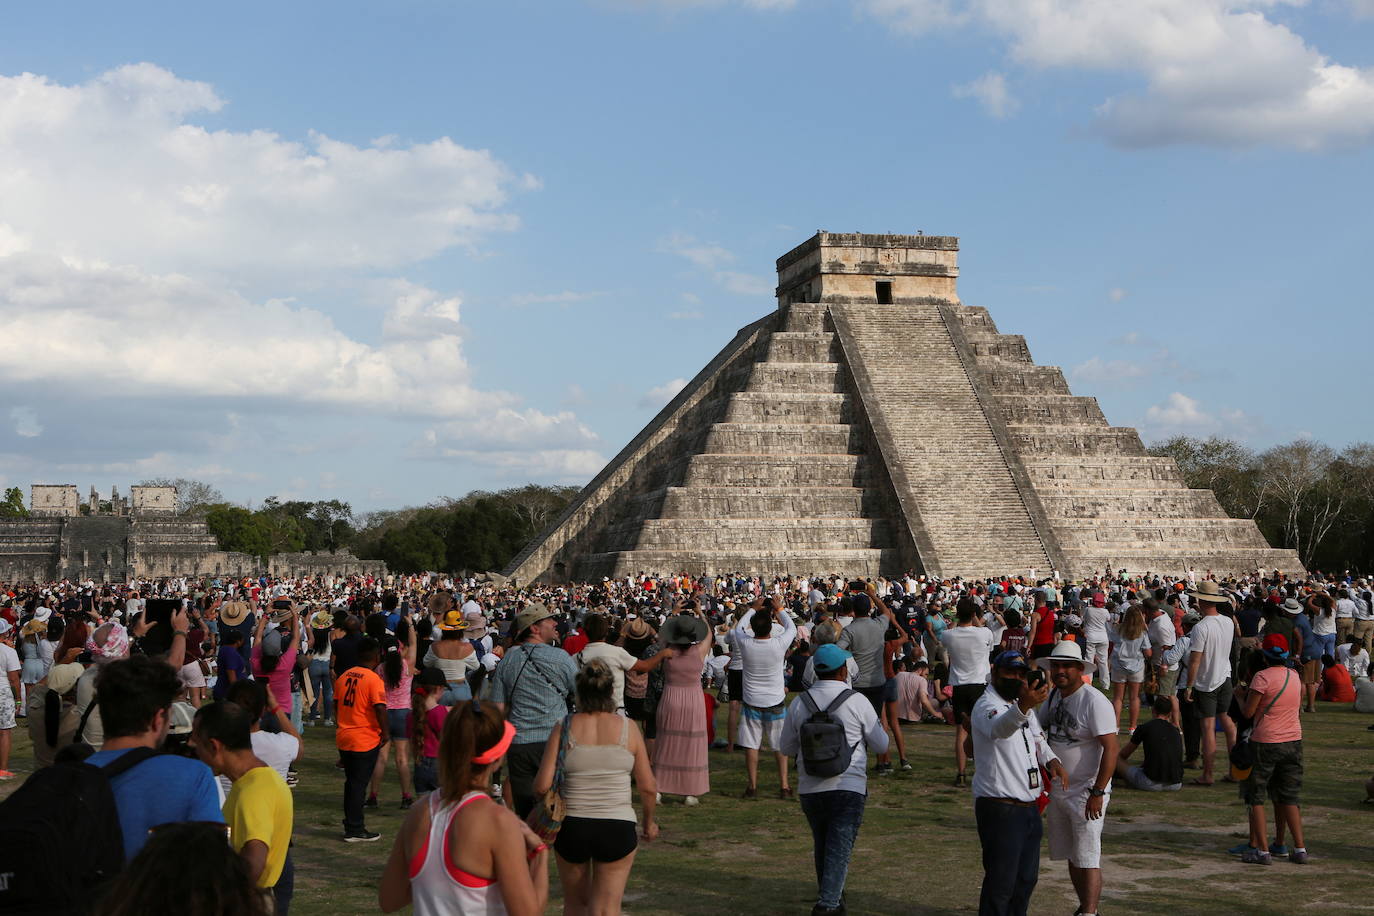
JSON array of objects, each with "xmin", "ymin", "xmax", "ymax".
[{"xmin": 1026, "ymin": 668, "xmax": 1047, "ymax": 691}]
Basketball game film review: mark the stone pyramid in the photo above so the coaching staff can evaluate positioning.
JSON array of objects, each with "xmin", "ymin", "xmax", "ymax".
[{"xmin": 504, "ymin": 232, "xmax": 1302, "ymax": 582}]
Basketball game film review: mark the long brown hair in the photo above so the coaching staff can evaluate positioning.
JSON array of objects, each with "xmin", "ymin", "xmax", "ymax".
[
  {"xmin": 1119, "ymin": 606, "xmax": 1147, "ymax": 641},
  {"xmin": 437, "ymin": 699, "xmax": 507, "ymax": 805}
]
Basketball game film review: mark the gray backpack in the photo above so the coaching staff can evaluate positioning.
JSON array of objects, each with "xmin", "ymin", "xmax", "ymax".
[{"xmin": 798, "ymin": 688, "xmax": 859, "ymax": 778}]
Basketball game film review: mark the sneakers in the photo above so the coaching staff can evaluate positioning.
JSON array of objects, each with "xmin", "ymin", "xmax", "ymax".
[
  {"xmin": 684, "ymin": 795, "xmax": 699, "ymax": 806},
  {"xmin": 1290, "ymin": 849, "xmax": 1310, "ymax": 865},
  {"xmin": 953, "ymin": 773, "xmax": 967, "ymax": 788},
  {"xmin": 285, "ymin": 773, "xmax": 299, "ymax": 788},
  {"xmin": 1227, "ymin": 842, "xmax": 1257, "ymax": 856},
  {"xmin": 343, "ymin": 830, "xmax": 381, "ymax": 843},
  {"xmin": 1241, "ymin": 848, "xmax": 1273, "ymax": 866},
  {"xmin": 0, "ymin": 770, "xmax": 15, "ymax": 781},
  {"xmin": 400, "ymin": 795, "xmax": 414, "ymax": 810},
  {"xmin": 364, "ymin": 794, "xmax": 379, "ymax": 809},
  {"xmin": 1268, "ymin": 843, "xmax": 1289, "ymax": 858},
  {"xmin": 875, "ymin": 762, "xmax": 893, "ymax": 777},
  {"xmin": 899, "ymin": 759, "xmax": 913, "ymax": 773}
]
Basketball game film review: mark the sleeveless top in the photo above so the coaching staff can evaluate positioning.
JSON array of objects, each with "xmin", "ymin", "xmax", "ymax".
[
  {"xmin": 1032, "ymin": 608, "xmax": 1056, "ymax": 646},
  {"xmin": 562, "ymin": 715, "xmax": 636, "ymax": 823},
  {"xmin": 409, "ymin": 790, "xmax": 507, "ymax": 916}
]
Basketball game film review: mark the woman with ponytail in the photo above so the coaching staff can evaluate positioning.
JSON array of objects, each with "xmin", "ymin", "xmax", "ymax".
[
  {"xmin": 380, "ymin": 698, "xmax": 549, "ymax": 916},
  {"xmin": 371, "ymin": 617, "xmax": 419, "ymax": 809}
]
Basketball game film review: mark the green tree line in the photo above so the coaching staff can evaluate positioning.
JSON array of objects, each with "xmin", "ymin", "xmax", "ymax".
[
  {"xmin": 1148, "ymin": 436, "xmax": 1374, "ymax": 573},
  {"xmin": 190, "ymin": 483, "xmax": 576, "ymax": 573}
]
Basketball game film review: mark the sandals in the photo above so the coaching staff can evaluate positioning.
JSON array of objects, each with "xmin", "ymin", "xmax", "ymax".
[{"xmin": 1189, "ymin": 777, "xmax": 1214, "ymax": 787}]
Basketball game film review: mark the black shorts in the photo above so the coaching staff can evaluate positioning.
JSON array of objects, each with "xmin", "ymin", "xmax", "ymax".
[
  {"xmin": 857, "ymin": 684, "xmax": 885, "ymax": 714},
  {"xmin": 554, "ymin": 816, "xmax": 638, "ymax": 864},
  {"xmin": 727, "ymin": 668, "xmax": 743, "ymax": 702},
  {"xmin": 952, "ymin": 684, "xmax": 986, "ymax": 725}
]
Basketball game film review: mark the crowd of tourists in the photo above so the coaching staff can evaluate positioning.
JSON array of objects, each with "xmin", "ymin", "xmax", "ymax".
[{"xmin": 0, "ymin": 565, "xmax": 1370, "ymax": 915}]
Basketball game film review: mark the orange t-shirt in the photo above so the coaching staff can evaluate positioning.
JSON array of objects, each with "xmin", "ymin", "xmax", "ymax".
[{"xmin": 334, "ymin": 666, "xmax": 385, "ymax": 752}]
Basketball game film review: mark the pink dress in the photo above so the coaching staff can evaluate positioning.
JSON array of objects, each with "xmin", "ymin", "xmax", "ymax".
[{"xmin": 652, "ymin": 651, "xmax": 709, "ymax": 797}]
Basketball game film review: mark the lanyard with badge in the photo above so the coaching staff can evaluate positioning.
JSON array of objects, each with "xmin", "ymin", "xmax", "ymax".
[{"xmin": 1021, "ymin": 722, "xmax": 1039, "ymax": 790}]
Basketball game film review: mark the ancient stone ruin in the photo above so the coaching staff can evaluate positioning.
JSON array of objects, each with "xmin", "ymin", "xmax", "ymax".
[
  {"xmin": 505, "ymin": 232, "xmax": 1303, "ymax": 583},
  {"xmin": 2, "ymin": 484, "xmax": 384, "ymax": 583}
]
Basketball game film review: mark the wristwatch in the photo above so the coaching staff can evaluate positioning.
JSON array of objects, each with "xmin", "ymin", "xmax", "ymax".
[{"xmin": 1089, "ymin": 787, "xmax": 1107, "ymax": 797}]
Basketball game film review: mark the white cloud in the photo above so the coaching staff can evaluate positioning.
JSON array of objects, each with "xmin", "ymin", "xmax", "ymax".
[
  {"xmin": 867, "ymin": 0, "xmax": 1374, "ymax": 149},
  {"xmin": 1146, "ymin": 392, "xmax": 1210, "ymax": 427},
  {"xmin": 10, "ymin": 407, "xmax": 42, "ymax": 438},
  {"xmin": 659, "ymin": 234, "xmax": 771, "ymax": 298},
  {"xmin": 1071, "ymin": 356, "xmax": 1150, "ymax": 385},
  {"xmin": 0, "ymin": 254, "xmax": 499, "ymax": 418},
  {"xmin": 621, "ymin": 0, "xmax": 796, "ymax": 9},
  {"xmin": 416, "ymin": 409, "xmax": 604, "ymax": 481},
  {"xmin": 1108, "ymin": 287, "xmax": 1128, "ymax": 302},
  {"xmin": 0, "ymin": 64, "xmax": 527, "ymax": 276},
  {"xmin": 952, "ymin": 71, "xmax": 1019, "ymax": 118},
  {"xmin": 640, "ymin": 378, "xmax": 688, "ymax": 409}
]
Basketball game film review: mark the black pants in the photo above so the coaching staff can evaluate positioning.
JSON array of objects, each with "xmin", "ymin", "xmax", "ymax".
[
  {"xmin": 272, "ymin": 851, "xmax": 294, "ymax": 915},
  {"xmin": 341, "ymin": 744, "xmax": 382, "ymax": 833},
  {"xmin": 1178, "ymin": 687, "xmax": 1201, "ymax": 762},
  {"xmin": 506, "ymin": 742, "xmax": 546, "ymax": 820},
  {"xmin": 974, "ymin": 797, "xmax": 1042, "ymax": 916}
]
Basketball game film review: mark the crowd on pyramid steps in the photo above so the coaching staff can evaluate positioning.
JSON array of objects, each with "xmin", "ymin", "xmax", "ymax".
[{"xmin": 0, "ymin": 567, "xmax": 1371, "ymax": 915}]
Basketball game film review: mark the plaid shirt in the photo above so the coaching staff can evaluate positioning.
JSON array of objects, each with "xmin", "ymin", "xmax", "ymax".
[{"xmin": 490, "ymin": 642, "xmax": 576, "ymax": 744}]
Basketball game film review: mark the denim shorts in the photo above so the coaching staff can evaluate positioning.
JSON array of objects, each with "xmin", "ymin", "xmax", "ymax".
[{"xmin": 387, "ymin": 708, "xmax": 412, "ymax": 740}]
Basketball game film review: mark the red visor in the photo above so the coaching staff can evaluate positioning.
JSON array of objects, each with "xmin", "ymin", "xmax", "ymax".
[{"xmin": 472, "ymin": 721, "xmax": 517, "ymax": 765}]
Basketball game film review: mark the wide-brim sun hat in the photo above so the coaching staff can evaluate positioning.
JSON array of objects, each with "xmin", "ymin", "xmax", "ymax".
[
  {"xmin": 513, "ymin": 602, "xmax": 556, "ymax": 635},
  {"xmin": 1282, "ymin": 597, "xmax": 1303, "ymax": 615},
  {"xmin": 1036, "ymin": 639, "xmax": 1095, "ymax": 676},
  {"xmin": 462, "ymin": 611, "xmax": 488, "ymax": 639},
  {"xmin": 219, "ymin": 601, "xmax": 251, "ymax": 627},
  {"xmin": 1187, "ymin": 580, "xmax": 1232, "ymax": 605},
  {"xmin": 439, "ymin": 610, "xmax": 468, "ymax": 632},
  {"xmin": 661, "ymin": 614, "xmax": 708, "ymax": 647},
  {"xmin": 623, "ymin": 617, "xmax": 654, "ymax": 641}
]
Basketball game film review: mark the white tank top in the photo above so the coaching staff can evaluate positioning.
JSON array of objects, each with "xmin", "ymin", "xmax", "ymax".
[{"xmin": 409, "ymin": 791, "xmax": 508, "ymax": 916}]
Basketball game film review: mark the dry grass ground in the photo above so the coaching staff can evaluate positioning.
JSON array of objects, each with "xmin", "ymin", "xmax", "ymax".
[{"xmin": 4, "ymin": 694, "xmax": 1373, "ymax": 915}]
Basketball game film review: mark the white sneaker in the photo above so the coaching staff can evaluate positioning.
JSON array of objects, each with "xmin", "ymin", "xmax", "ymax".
[
  {"xmin": 684, "ymin": 796, "xmax": 699, "ymax": 807},
  {"xmin": 655, "ymin": 792, "xmax": 662, "ymax": 803}
]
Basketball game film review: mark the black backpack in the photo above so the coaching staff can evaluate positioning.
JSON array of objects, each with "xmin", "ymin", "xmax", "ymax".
[
  {"xmin": 0, "ymin": 748, "xmax": 159, "ymax": 914},
  {"xmin": 798, "ymin": 688, "xmax": 859, "ymax": 778}
]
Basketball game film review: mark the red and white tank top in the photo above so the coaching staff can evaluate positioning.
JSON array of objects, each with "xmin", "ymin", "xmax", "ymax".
[{"xmin": 409, "ymin": 791, "xmax": 506, "ymax": 915}]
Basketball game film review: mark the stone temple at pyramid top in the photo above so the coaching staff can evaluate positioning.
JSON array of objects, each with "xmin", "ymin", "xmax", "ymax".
[{"xmin": 504, "ymin": 231, "xmax": 1302, "ymax": 583}]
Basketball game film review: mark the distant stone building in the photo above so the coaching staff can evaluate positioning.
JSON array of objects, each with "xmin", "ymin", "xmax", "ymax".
[
  {"xmin": 505, "ymin": 231, "xmax": 1303, "ymax": 583},
  {"xmin": 0, "ymin": 484, "xmax": 385, "ymax": 583}
]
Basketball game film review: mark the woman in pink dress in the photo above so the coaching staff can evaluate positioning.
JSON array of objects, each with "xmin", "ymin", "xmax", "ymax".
[{"xmin": 652, "ymin": 606, "xmax": 713, "ymax": 804}]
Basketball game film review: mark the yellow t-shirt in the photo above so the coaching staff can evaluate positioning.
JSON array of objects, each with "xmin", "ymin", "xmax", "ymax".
[{"xmin": 224, "ymin": 765, "xmax": 294, "ymax": 888}]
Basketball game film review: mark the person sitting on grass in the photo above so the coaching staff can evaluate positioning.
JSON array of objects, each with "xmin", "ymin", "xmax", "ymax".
[
  {"xmin": 1114, "ymin": 695, "xmax": 1183, "ymax": 792},
  {"xmin": 1318, "ymin": 653, "xmax": 1355, "ymax": 703},
  {"xmin": 379, "ymin": 699, "xmax": 549, "ymax": 916}
]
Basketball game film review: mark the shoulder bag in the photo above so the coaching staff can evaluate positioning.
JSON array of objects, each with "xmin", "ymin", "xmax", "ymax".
[{"xmin": 525, "ymin": 712, "xmax": 572, "ymax": 843}]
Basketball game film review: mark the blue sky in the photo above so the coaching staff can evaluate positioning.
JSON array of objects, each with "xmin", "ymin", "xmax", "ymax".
[{"xmin": 1, "ymin": 0, "xmax": 1371, "ymax": 512}]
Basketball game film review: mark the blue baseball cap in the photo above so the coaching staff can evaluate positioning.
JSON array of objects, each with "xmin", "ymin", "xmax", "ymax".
[
  {"xmin": 992, "ymin": 649, "xmax": 1030, "ymax": 671},
  {"xmin": 813, "ymin": 644, "xmax": 853, "ymax": 674}
]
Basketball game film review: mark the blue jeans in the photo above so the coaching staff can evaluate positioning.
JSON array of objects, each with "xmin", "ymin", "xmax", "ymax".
[
  {"xmin": 1315, "ymin": 632, "xmax": 1336, "ymax": 660},
  {"xmin": 974, "ymin": 797, "xmax": 1042, "ymax": 916},
  {"xmin": 272, "ymin": 850, "xmax": 294, "ymax": 915},
  {"xmin": 799, "ymin": 790, "xmax": 866, "ymax": 909},
  {"xmin": 309, "ymin": 659, "xmax": 333, "ymax": 718},
  {"xmin": 440, "ymin": 682, "xmax": 472, "ymax": 705},
  {"xmin": 414, "ymin": 756, "xmax": 439, "ymax": 794}
]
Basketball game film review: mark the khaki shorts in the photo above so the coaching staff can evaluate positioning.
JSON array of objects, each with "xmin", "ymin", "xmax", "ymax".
[
  {"xmin": 1156, "ymin": 666, "xmax": 1179, "ymax": 697},
  {"xmin": 1300, "ymin": 659, "xmax": 1321, "ymax": 686}
]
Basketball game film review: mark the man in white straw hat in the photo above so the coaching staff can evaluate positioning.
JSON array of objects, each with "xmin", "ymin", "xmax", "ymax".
[
  {"xmin": 1183, "ymin": 580, "xmax": 1236, "ymax": 787},
  {"xmin": 1035, "ymin": 640, "xmax": 1117, "ymax": 916}
]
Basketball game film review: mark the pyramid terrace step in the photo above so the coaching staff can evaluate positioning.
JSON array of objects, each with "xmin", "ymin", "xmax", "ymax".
[
  {"xmin": 993, "ymin": 396, "xmax": 1107, "ymax": 426},
  {"xmin": 1007, "ymin": 427, "xmax": 1146, "ymax": 457},
  {"xmin": 1039, "ymin": 491, "xmax": 1227, "ymax": 519},
  {"xmin": 766, "ymin": 332, "xmax": 842, "ymax": 364},
  {"xmin": 782, "ymin": 303, "xmax": 830, "ymax": 333},
  {"xmin": 595, "ymin": 547, "xmax": 899, "ymax": 579},
  {"xmin": 980, "ymin": 366, "xmax": 1071, "ymax": 395},
  {"xmin": 724, "ymin": 391, "xmax": 852, "ymax": 424},
  {"xmin": 683, "ymin": 453, "xmax": 866, "ymax": 487},
  {"xmin": 1064, "ymin": 548, "xmax": 1305, "ymax": 577},
  {"xmin": 632, "ymin": 517, "xmax": 892, "ymax": 551},
  {"xmin": 703, "ymin": 422, "xmax": 859, "ymax": 454},
  {"xmin": 746, "ymin": 362, "xmax": 844, "ymax": 393},
  {"xmin": 660, "ymin": 485, "xmax": 872, "ymax": 519}
]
